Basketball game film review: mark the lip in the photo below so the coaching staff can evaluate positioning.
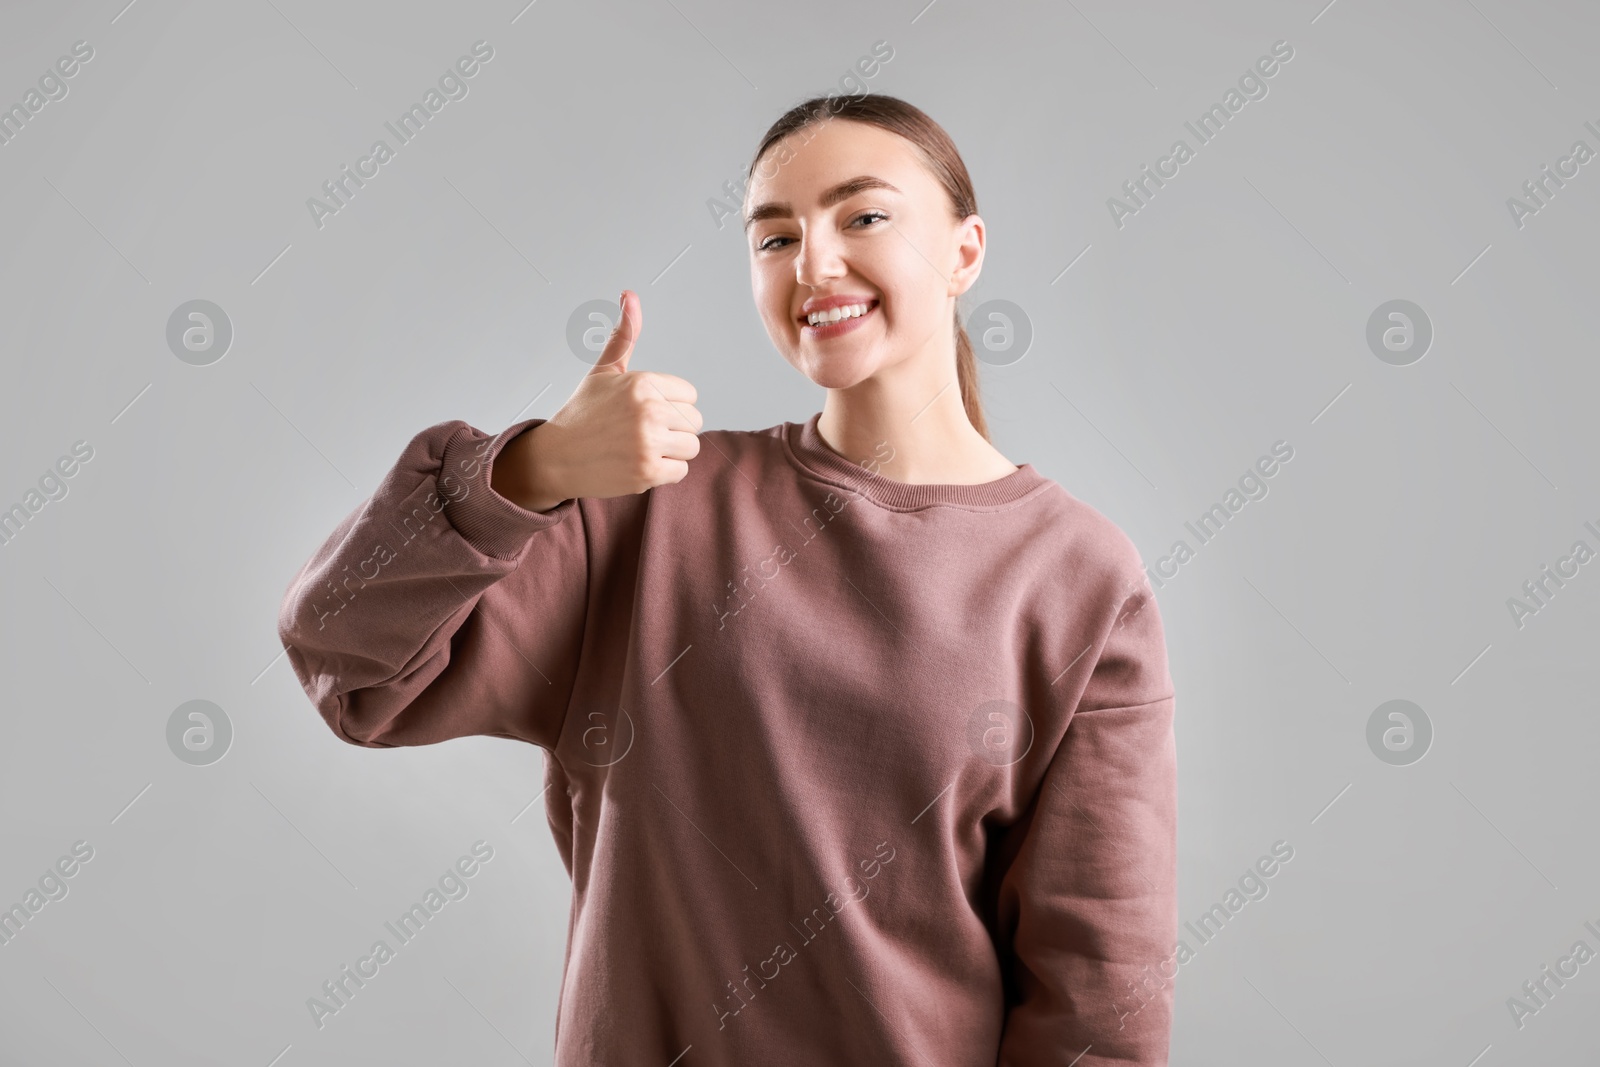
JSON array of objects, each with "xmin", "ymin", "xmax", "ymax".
[{"xmin": 800, "ymin": 298, "xmax": 878, "ymax": 340}]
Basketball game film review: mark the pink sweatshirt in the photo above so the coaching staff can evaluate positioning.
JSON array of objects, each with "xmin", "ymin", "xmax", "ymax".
[{"xmin": 277, "ymin": 412, "xmax": 1178, "ymax": 1065}]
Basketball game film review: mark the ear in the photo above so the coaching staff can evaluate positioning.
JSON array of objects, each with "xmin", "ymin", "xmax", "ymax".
[{"xmin": 948, "ymin": 213, "xmax": 985, "ymax": 298}]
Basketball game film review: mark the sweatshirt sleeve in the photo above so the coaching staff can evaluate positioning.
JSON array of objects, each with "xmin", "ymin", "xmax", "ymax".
[
  {"xmin": 276, "ymin": 417, "xmax": 590, "ymax": 752},
  {"xmin": 995, "ymin": 573, "xmax": 1179, "ymax": 1066}
]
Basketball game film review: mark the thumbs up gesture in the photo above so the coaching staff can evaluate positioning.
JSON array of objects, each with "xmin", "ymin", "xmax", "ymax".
[{"xmin": 491, "ymin": 290, "xmax": 703, "ymax": 512}]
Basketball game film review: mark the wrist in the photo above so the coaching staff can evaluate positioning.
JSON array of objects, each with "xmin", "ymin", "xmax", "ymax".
[{"xmin": 493, "ymin": 424, "xmax": 568, "ymax": 513}]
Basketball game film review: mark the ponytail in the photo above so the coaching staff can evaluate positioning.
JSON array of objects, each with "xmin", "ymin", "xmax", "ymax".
[{"xmin": 954, "ymin": 305, "xmax": 988, "ymax": 442}]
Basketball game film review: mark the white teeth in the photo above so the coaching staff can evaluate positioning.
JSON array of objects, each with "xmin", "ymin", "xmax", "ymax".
[{"xmin": 807, "ymin": 302, "xmax": 873, "ymax": 327}]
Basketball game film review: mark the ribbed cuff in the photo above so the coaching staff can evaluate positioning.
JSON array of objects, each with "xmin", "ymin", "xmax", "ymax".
[{"xmin": 438, "ymin": 418, "xmax": 576, "ymax": 561}]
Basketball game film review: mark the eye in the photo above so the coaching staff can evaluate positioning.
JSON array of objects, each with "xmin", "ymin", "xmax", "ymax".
[{"xmin": 755, "ymin": 210, "xmax": 892, "ymax": 253}]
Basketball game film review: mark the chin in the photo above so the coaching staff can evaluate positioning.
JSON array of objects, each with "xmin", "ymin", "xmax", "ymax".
[{"xmin": 797, "ymin": 353, "xmax": 876, "ymax": 390}]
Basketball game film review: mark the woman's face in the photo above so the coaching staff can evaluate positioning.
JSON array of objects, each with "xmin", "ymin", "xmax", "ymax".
[{"xmin": 744, "ymin": 117, "xmax": 982, "ymax": 391}]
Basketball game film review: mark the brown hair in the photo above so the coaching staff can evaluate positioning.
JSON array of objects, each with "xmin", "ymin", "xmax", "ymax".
[{"xmin": 746, "ymin": 94, "xmax": 989, "ymax": 442}]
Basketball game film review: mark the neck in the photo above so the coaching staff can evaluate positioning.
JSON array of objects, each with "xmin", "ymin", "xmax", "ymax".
[{"xmin": 816, "ymin": 336, "xmax": 1009, "ymax": 485}]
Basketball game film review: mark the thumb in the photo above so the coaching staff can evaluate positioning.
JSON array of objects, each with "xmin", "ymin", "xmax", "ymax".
[{"xmin": 587, "ymin": 289, "xmax": 640, "ymax": 375}]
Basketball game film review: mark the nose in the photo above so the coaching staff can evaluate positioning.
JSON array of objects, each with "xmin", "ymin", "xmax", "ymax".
[{"xmin": 795, "ymin": 226, "xmax": 846, "ymax": 290}]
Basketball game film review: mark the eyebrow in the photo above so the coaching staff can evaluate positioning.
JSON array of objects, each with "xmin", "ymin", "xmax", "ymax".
[{"xmin": 743, "ymin": 175, "xmax": 902, "ymax": 232}]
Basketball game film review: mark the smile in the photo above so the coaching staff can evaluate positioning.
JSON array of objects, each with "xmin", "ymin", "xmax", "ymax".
[{"xmin": 801, "ymin": 299, "xmax": 878, "ymax": 339}]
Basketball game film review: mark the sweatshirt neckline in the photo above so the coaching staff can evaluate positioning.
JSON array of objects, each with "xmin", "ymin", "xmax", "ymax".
[{"xmin": 783, "ymin": 412, "xmax": 1050, "ymax": 511}]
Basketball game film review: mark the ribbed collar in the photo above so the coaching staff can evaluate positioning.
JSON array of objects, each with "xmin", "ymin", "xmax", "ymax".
[{"xmin": 782, "ymin": 411, "xmax": 1051, "ymax": 511}]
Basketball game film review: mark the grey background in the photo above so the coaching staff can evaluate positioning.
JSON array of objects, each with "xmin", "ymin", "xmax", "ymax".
[{"xmin": 2, "ymin": 0, "xmax": 1597, "ymax": 1063}]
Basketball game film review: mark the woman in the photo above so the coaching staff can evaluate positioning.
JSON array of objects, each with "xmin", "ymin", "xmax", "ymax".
[{"xmin": 278, "ymin": 93, "xmax": 1177, "ymax": 1065}]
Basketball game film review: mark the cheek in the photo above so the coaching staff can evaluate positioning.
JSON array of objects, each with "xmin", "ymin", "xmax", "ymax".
[
  {"xmin": 748, "ymin": 272, "xmax": 778, "ymax": 317},
  {"xmin": 864, "ymin": 253, "xmax": 920, "ymax": 313}
]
